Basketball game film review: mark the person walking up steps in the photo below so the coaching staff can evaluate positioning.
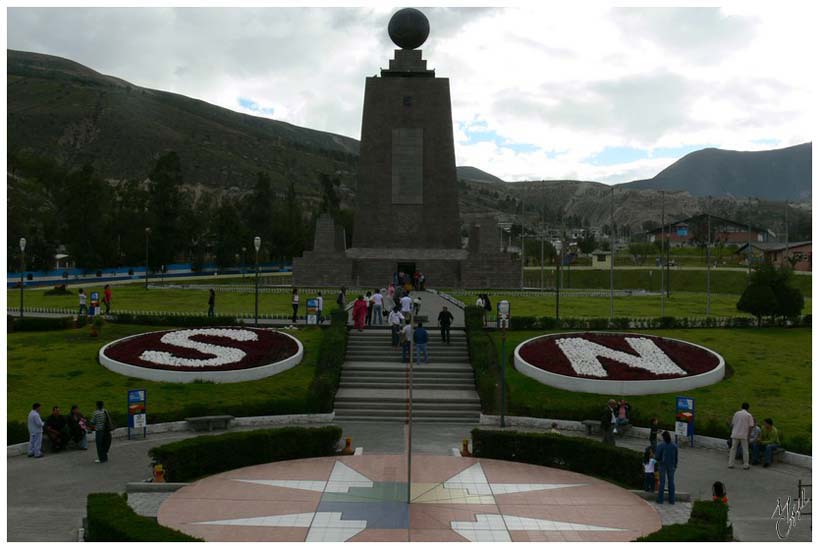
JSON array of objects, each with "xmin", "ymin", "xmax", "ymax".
[
  {"xmin": 401, "ymin": 319, "xmax": 412, "ymax": 362},
  {"xmin": 389, "ymin": 306, "xmax": 403, "ymax": 349},
  {"xmin": 728, "ymin": 402, "xmax": 754, "ymax": 469},
  {"xmin": 400, "ymin": 292, "xmax": 413, "ymax": 321},
  {"xmin": 352, "ymin": 295, "xmax": 368, "ymax": 331},
  {"xmin": 438, "ymin": 305, "xmax": 454, "ymax": 344},
  {"xmin": 414, "ymin": 321, "xmax": 429, "ymax": 365},
  {"xmin": 372, "ymin": 288, "xmax": 384, "ymax": 325}
]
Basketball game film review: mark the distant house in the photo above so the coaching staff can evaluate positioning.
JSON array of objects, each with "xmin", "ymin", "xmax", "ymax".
[
  {"xmin": 735, "ymin": 241, "xmax": 812, "ymax": 272},
  {"xmin": 590, "ymin": 250, "xmax": 613, "ymax": 270},
  {"xmin": 645, "ymin": 214, "xmax": 771, "ymax": 247}
]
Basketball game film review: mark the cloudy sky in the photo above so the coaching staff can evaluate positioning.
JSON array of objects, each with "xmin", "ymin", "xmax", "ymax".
[{"xmin": 6, "ymin": 4, "xmax": 815, "ymax": 183}]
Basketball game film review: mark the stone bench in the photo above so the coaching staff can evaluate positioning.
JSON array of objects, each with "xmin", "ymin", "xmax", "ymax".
[
  {"xmin": 185, "ymin": 415, "xmax": 234, "ymax": 432},
  {"xmin": 581, "ymin": 420, "xmax": 600, "ymax": 435}
]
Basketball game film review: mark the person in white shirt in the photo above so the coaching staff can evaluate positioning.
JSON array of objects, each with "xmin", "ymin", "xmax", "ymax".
[
  {"xmin": 728, "ymin": 402, "xmax": 755, "ymax": 469},
  {"xmin": 400, "ymin": 320, "xmax": 413, "ymax": 362},
  {"xmin": 291, "ymin": 288, "xmax": 300, "ymax": 323},
  {"xmin": 372, "ymin": 289, "xmax": 384, "ymax": 325},
  {"xmin": 78, "ymin": 289, "xmax": 88, "ymax": 316},
  {"xmin": 388, "ymin": 306, "xmax": 403, "ymax": 349},
  {"xmin": 400, "ymin": 293, "xmax": 413, "ymax": 320},
  {"xmin": 27, "ymin": 403, "xmax": 44, "ymax": 458},
  {"xmin": 316, "ymin": 292, "xmax": 324, "ymax": 323},
  {"xmin": 413, "ymin": 296, "xmax": 422, "ymax": 316}
]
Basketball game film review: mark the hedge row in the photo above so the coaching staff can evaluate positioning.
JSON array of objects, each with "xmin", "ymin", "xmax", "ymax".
[
  {"xmin": 506, "ymin": 314, "xmax": 811, "ymax": 331},
  {"xmin": 149, "ymin": 425, "xmax": 343, "ymax": 482},
  {"xmin": 308, "ymin": 307, "xmax": 349, "ymax": 412},
  {"xmin": 110, "ymin": 312, "xmax": 240, "ymax": 327},
  {"xmin": 86, "ymin": 493, "xmax": 201, "ymax": 541},
  {"xmin": 637, "ymin": 500, "xmax": 731, "ymax": 541},
  {"xmin": 471, "ymin": 429, "xmax": 644, "ymax": 489},
  {"xmin": 7, "ymin": 315, "xmax": 87, "ymax": 332}
]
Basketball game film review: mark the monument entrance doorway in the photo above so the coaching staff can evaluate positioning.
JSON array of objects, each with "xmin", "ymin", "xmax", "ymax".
[{"xmin": 397, "ymin": 262, "xmax": 416, "ymax": 277}]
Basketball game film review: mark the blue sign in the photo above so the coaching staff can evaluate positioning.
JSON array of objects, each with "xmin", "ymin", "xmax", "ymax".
[
  {"xmin": 127, "ymin": 389, "xmax": 147, "ymax": 439},
  {"xmin": 675, "ymin": 396, "xmax": 694, "ymax": 447}
]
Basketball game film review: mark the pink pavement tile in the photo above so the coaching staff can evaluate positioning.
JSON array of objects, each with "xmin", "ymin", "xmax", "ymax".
[
  {"xmin": 410, "ymin": 528, "xmax": 471, "ymax": 542},
  {"xmin": 410, "ymin": 504, "xmax": 499, "ymax": 530},
  {"xmin": 496, "ymin": 502, "xmax": 661, "ymax": 537},
  {"xmin": 347, "ymin": 529, "xmax": 409, "ymax": 542},
  {"xmin": 159, "ymin": 497, "xmax": 317, "ymax": 526},
  {"xmin": 166, "ymin": 478, "xmax": 324, "ymax": 504},
  {"xmin": 510, "ymin": 531, "xmax": 567, "ymax": 542},
  {"xmin": 410, "ymin": 456, "xmax": 479, "ymax": 483},
  {"xmin": 215, "ymin": 456, "xmax": 336, "ymax": 480},
  {"xmin": 176, "ymin": 524, "xmax": 309, "ymax": 542},
  {"xmin": 338, "ymin": 454, "xmax": 407, "ymax": 482}
]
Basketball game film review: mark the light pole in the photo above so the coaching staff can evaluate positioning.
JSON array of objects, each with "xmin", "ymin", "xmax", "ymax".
[
  {"xmin": 242, "ymin": 246, "xmax": 247, "ymax": 279},
  {"xmin": 254, "ymin": 236, "xmax": 261, "ymax": 326},
  {"xmin": 19, "ymin": 237, "xmax": 26, "ymax": 318},
  {"xmin": 144, "ymin": 227, "xmax": 151, "ymax": 290},
  {"xmin": 706, "ymin": 196, "xmax": 712, "ymax": 316}
]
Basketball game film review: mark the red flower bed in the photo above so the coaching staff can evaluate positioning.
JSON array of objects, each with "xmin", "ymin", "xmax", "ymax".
[
  {"xmin": 518, "ymin": 333, "xmax": 720, "ymax": 381},
  {"xmin": 102, "ymin": 327, "xmax": 299, "ymax": 372}
]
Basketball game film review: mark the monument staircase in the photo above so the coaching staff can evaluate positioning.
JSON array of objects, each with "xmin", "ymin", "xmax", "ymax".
[{"xmin": 333, "ymin": 328, "xmax": 482, "ymax": 423}]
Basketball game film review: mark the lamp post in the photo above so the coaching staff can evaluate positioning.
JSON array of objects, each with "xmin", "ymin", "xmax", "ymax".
[
  {"xmin": 19, "ymin": 237, "xmax": 26, "ymax": 318},
  {"xmin": 241, "ymin": 246, "xmax": 247, "ymax": 279},
  {"xmin": 254, "ymin": 236, "xmax": 261, "ymax": 326},
  {"xmin": 144, "ymin": 227, "xmax": 151, "ymax": 290}
]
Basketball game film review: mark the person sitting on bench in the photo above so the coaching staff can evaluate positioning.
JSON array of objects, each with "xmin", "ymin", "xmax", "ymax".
[{"xmin": 752, "ymin": 418, "xmax": 781, "ymax": 468}]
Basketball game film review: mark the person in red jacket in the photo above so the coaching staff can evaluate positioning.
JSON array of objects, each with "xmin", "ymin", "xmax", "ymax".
[
  {"xmin": 103, "ymin": 284, "xmax": 112, "ymax": 314},
  {"xmin": 352, "ymin": 295, "xmax": 368, "ymax": 331}
]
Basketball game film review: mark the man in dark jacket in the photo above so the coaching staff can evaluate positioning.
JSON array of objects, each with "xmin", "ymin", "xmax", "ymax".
[
  {"xmin": 44, "ymin": 406, "xmax": 69, "ymax": 452},
  {"xmin": 437, "ymin": 306, "xmax": 454, "ymax": 344},
  {"xmin": 655, "ymin": 431, "xmax": 679, "ymax": 504},
  {"xmin": 601, "ymin": 399, "xmax": 617, "ymax": 445}
]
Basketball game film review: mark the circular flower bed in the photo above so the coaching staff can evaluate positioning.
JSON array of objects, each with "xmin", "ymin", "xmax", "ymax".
[
  {"xmin": 514, "ymin": 332, "xmax": 725, "ymax": 395},
  {"xmin": 99, "ymin": 327, "xmax": 303, "ymax": 383}
]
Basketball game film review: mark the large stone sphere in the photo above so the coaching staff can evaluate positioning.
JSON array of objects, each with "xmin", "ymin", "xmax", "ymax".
[{"xmin": 388, "ymin": 8, "xmax": 430, "ymax": 50}]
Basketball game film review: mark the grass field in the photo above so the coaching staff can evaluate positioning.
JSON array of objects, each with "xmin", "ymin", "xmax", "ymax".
[
  {"xmin": 6, "ymin": 324, "xmax": 322, "ymax": 429},
  {"xmin": 484, "ymin": 327, "xmax": 811, "ymax": 454},
  {"xmin": 453, "ymin": 292, "xmax": 811, "ymax": 319}
]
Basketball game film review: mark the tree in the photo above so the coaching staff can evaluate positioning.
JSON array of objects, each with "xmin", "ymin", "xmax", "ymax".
[
  {"xmin": 146, "ymin": 152, "xmax": 185, "ymax": 269},
  {"xmin": 628, "ymin": 242, "xmax": 655, "ymax": 265},
  {"xmin": 737, "ymin": 284, "xmax": 777, "ymax": 326},
  {"xmin": 578, "ymin": 234, "xmax": 597, "ymax": 254}
]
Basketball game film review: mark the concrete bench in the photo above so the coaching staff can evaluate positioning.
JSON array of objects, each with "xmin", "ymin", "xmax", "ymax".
[
  {"xmin": 581, "ymin": 420, "xmax": 600, "ymax": 435},
  {"xmin": 185, "ymin": 415, "xmax": 234, "ymax": 432},
  {"xmin": 772, "ymin": 447, "xmax": 786, "ymax": 464}
]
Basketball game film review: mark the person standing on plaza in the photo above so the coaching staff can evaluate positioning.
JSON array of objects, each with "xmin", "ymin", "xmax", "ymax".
[
  {"xmin": 655, "ymin": 431, "xmax": 678, "ymax": 504},
  {"xmin": 103, "ymin": 284, "xmax": 112, "ymax": 314},
  {"xmin": 389, "ymin": 306, "xmax": 403, "ymax": 349},
  {"xmin": 352, "ymin": 295, "xmax": 368, "ymax": 331},
  {"xmin": 438, "ymin": 305, "xmax": 454, "ymax": 344},
  {"xmin": 414, "ymin": 321, "xmax": 429, "ymax": 365},
  {"xmin": 207, "ymin": 289, "xmax": 215, "ymax": 317},
  {"xmin": 89, "ymin": 401, "xmax": 114, "ymax": 463},
  {"xmin": 372, "ymin": 288, "xmax": 384, "ymax": 325},
  {"xmin": 649, "ymin": 417, "xmax": 660, "ymax": 449},
  {"xmin": 337, "ymin": 287, "xmax": 347, "ymax": 309},
  {"xmin": 753, "ymin": 418, "xmax": 781, "ymax": 468},
  {"xmin": 316, "ymin": 291, "xmax": 324, "ymax": 323},
  {"xmin": 78, "ymin": 289, "xmax": 88, "ymax": 316},
  {"xmin": 475, "ymin": 294, "xmax": 486, "ymax": 326},
  {"xmin": 400, "ymin": 292, "xmax": 413, "ymax": 321},
  {"xmin": 27, "ymin": 403, "xmax": 44, "ymax": 458},
  {"xmin": 67, "ymin": 405, "xmax": 89, "ymax": 450},
  {"xmin": 728, "ymin": 402, "xmax": 754, "ymax": 469},
  {"xmin": 601, "ymin": 399, "xmax": 618, "ymax": 445},
  {"xmin": 291, "ymin": 288, "xmax": 300, "ymax": 323},
  {"xmin": 642, "ymin": 447, "xmax": 657, "ymax": 493}
]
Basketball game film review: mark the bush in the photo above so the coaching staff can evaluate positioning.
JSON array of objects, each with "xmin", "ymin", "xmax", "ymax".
[
  {"xmin": 471, "ymin": 429, "xmax": 643, "ymax": 489},
  {"xmin": 8, "ymin": 421, "xmax": 28, "ymax": 445},
  {"xmin": 149, "ymin": 425, "xmax": 343, "ymax": 482},
  {"xmin": 44, "ymin": 285, "xmax": 72, "ymax": 296},
  {"xmin": 8, "ymin": 316, "xmax": 75, "ymax": 332},
  {"xmin": 510, "ymin": 316, "xmax": 538, "ymax": 330},
  {"xmin": 308, "ymin": 308, "xmax": 348, "ymax": 412},
  {"xmin": 110, "ymin": 313, "xmax": 238, "ymax": 327},
  {"xmin": 638, "ymin": 500, "xmax": 730, "ymax": 541},
  {"xmin": 737, "ymin": 283, "xmax": 778, "ymax": 325},
  {"xmin": 468, "ymin": 331, "xmax": 501, "ymax": 413},
  {"xmin": 464, "ymin": 305, "xmax": 484, "ymax": 331},
  {"xmin": 86, "ymin": 493, "xmax": 201, "ymax": 541}
]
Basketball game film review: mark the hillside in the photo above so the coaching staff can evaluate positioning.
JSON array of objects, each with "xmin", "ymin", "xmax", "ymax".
[{"xmin": 619, "ymin": 143, "xmax": 812, "ymax": 200}]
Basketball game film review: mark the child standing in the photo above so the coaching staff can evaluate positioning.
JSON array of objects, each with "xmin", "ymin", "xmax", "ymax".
[
  {"xmin": 643, "ymin": 447, "xmax": 657, "ymax": 492},
  {"xmin": 78, "ymin": 289, "xmax": 88, "ymax": 316}
]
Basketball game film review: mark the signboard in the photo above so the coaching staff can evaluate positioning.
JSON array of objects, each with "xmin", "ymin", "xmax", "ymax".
[
  {"xmin": 127, "ymin": 388, "xmax": 147, "ymax": 439},
  {"xmin": 89, "ymin": 291, "xmax": 100, "ymax": 316},
  {"xmin": 306, "ymin": 298, "xmax": 318, "ymax": 325},
  {"xmin": 675, "ymin": 396, "xmax": 694, "ymax": 447},
  {"xmin": 497, "ymin": 300, "xmax": 510, "ymax": 329}
]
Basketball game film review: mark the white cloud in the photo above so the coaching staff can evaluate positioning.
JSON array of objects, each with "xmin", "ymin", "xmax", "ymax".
[{"xmin": 6, "ymin": 6, "xmax": 815, "ymax": 184}]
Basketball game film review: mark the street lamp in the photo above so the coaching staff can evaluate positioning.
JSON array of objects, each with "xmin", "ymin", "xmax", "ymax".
[
  {"xmin": 144, "ymin": 227, "xmax": 151, "ymax": 290},
  {"xmin": 19, "ymin": 237, "xmax": 26, "ymax": 318},
  {"xmin": 254, "ymin": 236, "xmax": 261, "ymax": 326},
  {"xmin": 241, "ymin": 246, "xmax": 247, "ymax": 279}
]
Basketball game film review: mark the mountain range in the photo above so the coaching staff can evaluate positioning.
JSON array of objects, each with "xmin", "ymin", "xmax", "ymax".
[{"xmin": 7, "ymin": 49, "xmax": 812, "ymax": 235}]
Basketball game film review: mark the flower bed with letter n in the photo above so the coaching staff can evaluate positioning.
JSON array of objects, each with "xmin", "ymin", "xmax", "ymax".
[
  {"xmin": 99, "ymin": 327, "xmax": 303, "ymax": 383},
  {"xmin": 513, "ymin": 332, "xmax": 725, "ymax": 395}
]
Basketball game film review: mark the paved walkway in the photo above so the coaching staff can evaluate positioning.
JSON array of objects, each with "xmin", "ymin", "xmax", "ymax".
[{"xmin": 346, "ymin": 290, "xmax": 465, "ymax": 328}]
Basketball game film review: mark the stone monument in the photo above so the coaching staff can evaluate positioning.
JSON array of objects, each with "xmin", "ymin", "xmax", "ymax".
[{"xmin": 294, "ymin": 8, "xmax": 519, "ymax": 289}]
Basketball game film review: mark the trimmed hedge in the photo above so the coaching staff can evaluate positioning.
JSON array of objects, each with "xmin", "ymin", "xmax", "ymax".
[
  {"xmin": 467, "ymin": 329, "xmax": 502, "ymax": 414},
  {"xmin": 637, "ymin": 500, "xmax": 731, "ymax": 541},
  {"xmin": 110, "ymin": 312, "xmax": 239, "ymax": 327},
  {"xmin": 308, "ymin": 307, "xmax": 348, "ymax": 412},
  {"xmin": 86, "ymin": 493, "xmax": 201, "ymax": 541},
  {"xmin": 471, "ymin": 429, "xmax": 643, "ymax": 489},
  {"xmin": 7, "ymin": 316, "xmax": 85, "ymax": 332},
  {"xmin": 149, "ymin": 425, "xmax": 343, "ymax": 482},
  {"xmin": 505, "ymin": 314, "xmax": 808, "ymax": 331},
  {"xmin": 464, "ymin": 305, "xmax": 484, "ymax": 331}
]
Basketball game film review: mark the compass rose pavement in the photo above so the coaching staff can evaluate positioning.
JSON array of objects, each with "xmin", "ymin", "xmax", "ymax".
[{"xmin": 158, "ymin": 455, "xmax": 661, "ymax": 541}]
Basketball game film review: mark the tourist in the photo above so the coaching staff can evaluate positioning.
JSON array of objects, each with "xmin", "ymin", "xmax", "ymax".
[
  {"xmin": 413, "ymin": 270, "xmax": 420, "ymax": 291},
  {"xmin": 419, "ymin": 272, "xmax": 426, "ymax": 290},
  {"xmin": 712, "ymin": 481, "xmax": 728, "ymax": 504},
  {"xmin": 316, "ymin": 291, "xmax": 324, "ymax": 323},
  {"xmin": 103, "ymin": 284, "xmax": 112, "ymax": 314},
  {"xmin": 616, "ymin": 399, "xmax": 631, "ymax": 428},
  {"xmin": 401, "ymin": 319, "xmax": 413, "ymax": 362},
  {"xmin": 400, "ymin": 292, "xmax": 413, "ymax": 320},
  {"xmin": 413, "ymin": 295, "xmax": 422, "ymax": 316},
  {"xmin": 414, "ymin": 321, "xmax": 429, "ymax": 365},
  {"xmin": 482, "ymin": 294, "xmax": 493, "ymax": 317},
  {"xmin": 365, "ymin": 291, "xmax": 373, "ymax": 326},
  {"xmin": 649, "ymin": 417, "xmax": 660, "ymax": 449},
  {"xmin": 389, "ymin": 306, "xmax": 404, "ymax": 349},
  {"xmin": 387, "ymin": 282, "xmax": 396, "ymax": 306},
  {"xmin": 27, "ymin": 403, "xmax": 44, "ymax": 458},
  {"xmin": 89, "ymin": 401, "xmax": 114, "ymax": 463},
  {"xmin": 475, "ymin": 294, "xmax": 486, "ymax": 325},
  {"xmin": 643, "ymin": 447, "xmax": 657, "ymax": 493},
  {"xmin": 352, "ymin": 295, "xmax": 368, "ymax": 331},
  {"xmin": 728, "ymin": 402, "xmax": 754, "ymax": 469},
  {"xmin": 337, "ymin": 286, "xmax": 347, "ymax": 309},
  {"xmin": 207, "ymin": 289, "xmax": 215, "ymax": 317},
  {"xmin": 601, "ymin": 399, "xmax": 618, "ymax": 445},
  {"xmin": 548, "ymin": 423, "xmax": 561, "ymax": 435},
  {"xmin": 753, "ymin": 418, "xmax": 781, "ymax": 468},
  {"xmin": 78, "ymin": 288, "xmax": 88, "ymax": 316},
  {"xmin": 44, "ymin": 406, "xmax": 69, "ymax": 452},
  {"xmin": 372, "ymin": 288, "xmax": 384, "ymax": 325},
  {"xmin": 291, "ymin": 288, "xmax": 300, "ymax": 323},
  {"xmin": 740, "ymin": 417, "xmax": 761, "ymax": 461},
  {"xmin": 438, "ymin": 305, "xmax": 454, "ymax": 344},
  {"xmin": 67, "ymin": 405, "xmax": 89, "ymax": 450},
  {"xmin": 655, "ymin": 431, "xmax": 678, "ymax": 504},
  {"xmin": 392, "ymin": 271, "xmax": 399, "ymax": 287}
]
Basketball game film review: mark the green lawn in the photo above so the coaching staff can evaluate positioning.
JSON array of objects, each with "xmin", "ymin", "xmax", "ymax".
[
  {"xmin": 483, "ymin": 328, "xmax": 811, "ymax": 454},
  {"xmin": 7, "ymin": 324, "xmax": 322, "ymax": 435},
  {"xmin": 453, "ymin": 292, "xmax": 811, "ymax": 319}
]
